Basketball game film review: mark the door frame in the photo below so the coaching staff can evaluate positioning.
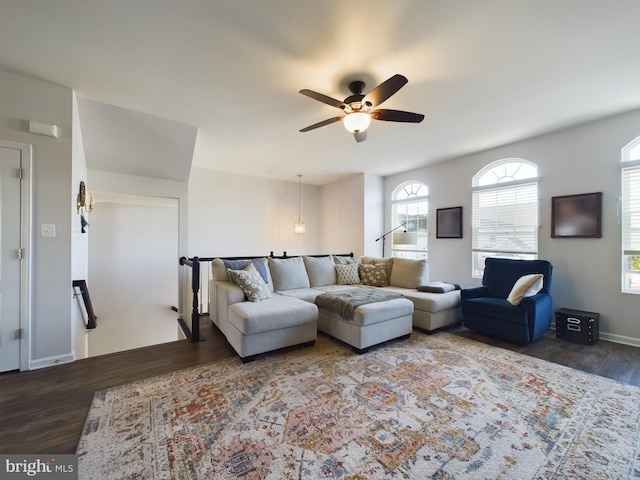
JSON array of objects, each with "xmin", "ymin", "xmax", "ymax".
[{"xmin": 1, "ymin": 140, "xmax": 32, "ymax": 371}]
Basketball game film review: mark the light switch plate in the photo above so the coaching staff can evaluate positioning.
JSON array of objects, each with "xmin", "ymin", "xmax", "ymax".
[{"xmin": 41, "ymin": 224, "xmax": 56, "ymax": 237}]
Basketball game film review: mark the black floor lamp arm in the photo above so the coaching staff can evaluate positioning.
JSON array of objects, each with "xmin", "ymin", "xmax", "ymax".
[{"xmin": 375, "ymin": 222, "xmax": 407, "ymax": 257}]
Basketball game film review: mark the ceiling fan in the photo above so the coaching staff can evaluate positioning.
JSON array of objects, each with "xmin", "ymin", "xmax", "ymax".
[{"xmin": 299, "ymin": 74, "xmax": 424, "ymax": 142}]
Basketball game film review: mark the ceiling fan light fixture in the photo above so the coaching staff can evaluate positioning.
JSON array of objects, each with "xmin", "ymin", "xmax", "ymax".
[
  {"xmin": 299, "ymin": 74, "xmax": 423, "ymax": 141},
  {"xmin": 343, "ymin": 112, "xmax": 371, "ymax": 134}
]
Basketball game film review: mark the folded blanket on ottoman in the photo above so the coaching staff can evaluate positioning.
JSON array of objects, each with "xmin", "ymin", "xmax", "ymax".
[{"xmin": 315, "ymin": 287, "xmax": 403, "ymax": 320}]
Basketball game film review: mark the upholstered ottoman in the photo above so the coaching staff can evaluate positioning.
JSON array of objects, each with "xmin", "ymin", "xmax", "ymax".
[
  {"xmin": 315, "ymin": 294, "xmax": 414, "ymax": 353},
  {"xmin": 383, "ymin": 287, "xmax": 462, "ymax": 331},
  {"xmin": 227, "ymin": 294, "xmax": 318, "ymax": 362}
]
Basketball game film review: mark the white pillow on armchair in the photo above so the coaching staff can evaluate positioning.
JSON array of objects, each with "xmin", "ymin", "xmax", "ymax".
[{"xmin": 507, "ymin": 274, "xmax": 543, "ymax": 306}]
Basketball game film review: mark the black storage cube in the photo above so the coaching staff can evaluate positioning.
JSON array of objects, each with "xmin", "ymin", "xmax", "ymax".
[{"xmin": 555, "ymin": 308, "xmax": 599, "ymax": 345}]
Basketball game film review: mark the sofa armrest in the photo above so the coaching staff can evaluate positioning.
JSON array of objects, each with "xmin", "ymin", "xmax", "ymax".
[
  {"xmin": 519, "ymin": 293, "xmax": 553, "ymax": 337},
  {"xmin": 461, "ymin": 286, "xmax": 489, "ymax": 300},
  {"xmin": 215, "ymin": 281, "xmax": 246, "ymax": 324},
  {"xmin": 519, "ymin": 293, "xmax": 552, "ymax": 317}
]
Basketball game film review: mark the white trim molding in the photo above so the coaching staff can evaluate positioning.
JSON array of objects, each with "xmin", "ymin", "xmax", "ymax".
[
  {"xmin": 599, "ymin": 331, "xmax": 640, "ymax": 348},
  {"xmin": 29, "ymin": 353, "xmax": 75, "ymax": 370}
]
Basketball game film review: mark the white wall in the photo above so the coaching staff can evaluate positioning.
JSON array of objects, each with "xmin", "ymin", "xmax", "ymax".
[
  {"xmin": 88, "ymin": 198, "xmax": 179, "ymax": 356},
  {"xmin": 188, "ymin": 167, "xmax": 322, "ymax": 257},
  {"xmin": 319, "ymin": 174, "xmax": 365, "ymax": 257},
  {"xmin": 316, "ymin": 172, "xmax": 383, "ymax": 258},
  {"xmin": 189, "ymin": 167, "xmax": 380, "ymax": 259},
  {"xmin": 71, "ymin": 93, "xmax": 89, "ymax": 360},
  {"xmin": 385, "ymin": 108, "xmax": 640, "ymax": 345},
  {"xmin": 0, "ymin": 69, "xmax": 75, "ymax": 368},
  {"xmin": 89, "ymin": 170, "xmax": 188, "ymax": 257},
  {"xmin": 364, "ymin": 173, "xmax": 384, "ymax": 257}
]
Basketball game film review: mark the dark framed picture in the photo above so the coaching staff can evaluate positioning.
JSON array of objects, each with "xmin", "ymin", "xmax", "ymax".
[
  {"xmin": 551, "ymin": 192, "xmax": 602, "ymax": 238},
  {"xmin": 436, "ymin": 206, "xmax": 463, "ymax": 238}
]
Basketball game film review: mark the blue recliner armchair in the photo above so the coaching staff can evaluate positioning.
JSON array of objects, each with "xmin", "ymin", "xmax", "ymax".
[{"xmin": 461, "ymin": 258, "xmax": 553, "ymax": 344}]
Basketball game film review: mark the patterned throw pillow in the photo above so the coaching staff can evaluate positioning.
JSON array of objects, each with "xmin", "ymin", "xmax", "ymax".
[
  {"xmin": 358, "ymin": 263, "xmax": 388, "ymax": 287},
  {"xmin": 335, "ymin": 263, "xmax": 360, "ymax": 285},
  {"xmin": 228, "ymin": 263, "xmax": 271, "ymax": 302}
]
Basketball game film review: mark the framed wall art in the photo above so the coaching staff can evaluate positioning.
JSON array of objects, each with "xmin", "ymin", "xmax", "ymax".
[
  {"xmin": 436, "ymin": 206, "xmax": 463, "ymax": 239},
  {"xmin": 551, "ymin": 192, "xmax": 602, "ymax": 238}
]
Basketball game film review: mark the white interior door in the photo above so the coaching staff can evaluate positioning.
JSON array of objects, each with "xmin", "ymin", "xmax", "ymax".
[{"xmin": 0, "ymin": 146, "xmax": 22, "ymax": 372}]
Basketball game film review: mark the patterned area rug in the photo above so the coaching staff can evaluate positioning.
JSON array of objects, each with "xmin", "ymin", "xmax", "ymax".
[{"xmin": 77, "ymin": 332, "xmax": 640, "ymax": 479}]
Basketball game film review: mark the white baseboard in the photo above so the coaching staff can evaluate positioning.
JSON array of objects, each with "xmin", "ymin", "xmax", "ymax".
[
  {"xmin": 599, "ymin": 332, "xmax": 640, "ymax": 348},
  {"xmin": 29, "ymin": 353, "xmax": 74, "ymax": 370}
]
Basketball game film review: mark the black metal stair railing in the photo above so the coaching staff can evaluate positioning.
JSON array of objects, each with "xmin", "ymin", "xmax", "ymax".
[{"xmin": 178, "ymin": 256, "xmax": 203, "ymax": 342}]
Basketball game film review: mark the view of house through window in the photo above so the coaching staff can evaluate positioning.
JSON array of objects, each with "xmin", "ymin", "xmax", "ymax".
[
  {"xmin": 472, "ymin": 159, "xmax": 539, "ymax": 278},
  {"xmin": 391, "ymin": 181, "xmax": 428, "ymax": 259},
  {"xmin": 621, "ymin": 137, "xmax": 640, "ymax": 294}
]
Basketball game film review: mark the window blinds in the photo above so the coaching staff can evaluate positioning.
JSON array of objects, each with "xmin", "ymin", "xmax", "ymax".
[
  {"xmin": 472, "ymin": 182, "xmax": 538, "ymax": 255},
  {"xmin": 622, "ymin": 165, "xmax": 640, "ymax": 256}
]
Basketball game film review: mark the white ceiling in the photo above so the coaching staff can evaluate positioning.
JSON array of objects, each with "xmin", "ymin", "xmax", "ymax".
[{"xmin": 2, "ymin": 0, "xmax": 640, "ymax": 185}]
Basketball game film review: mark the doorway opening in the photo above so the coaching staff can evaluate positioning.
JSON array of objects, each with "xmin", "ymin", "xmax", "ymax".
[{"xmin": 87, "ymin": 192, "xmax": 180, "ymax": 357}]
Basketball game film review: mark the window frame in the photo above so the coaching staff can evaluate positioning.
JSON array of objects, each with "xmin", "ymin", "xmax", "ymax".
[
  {"xmin": 391, "ymin": 181, "xmax": 428, "ymax": 260},
  {"xmin": 471, "ymin": 159, "xmax": 540, "ymax": 278},
  {"xmin": 621, "ymin": 136, "xmax": 640, "ymax": 294}
]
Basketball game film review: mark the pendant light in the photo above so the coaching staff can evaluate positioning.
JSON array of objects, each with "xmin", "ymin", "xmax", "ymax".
[{"xmin": 294, "ymin": 174, "xmax": 306, "ymax": 235}]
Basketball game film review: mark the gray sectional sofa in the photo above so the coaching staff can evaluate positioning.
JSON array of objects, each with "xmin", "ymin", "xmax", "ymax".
[{"xmin": 209, "ymin": 254, "xmax": 462, "ymax": 361}]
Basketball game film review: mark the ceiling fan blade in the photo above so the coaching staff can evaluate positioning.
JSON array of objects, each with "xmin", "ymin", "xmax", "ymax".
[
  {"xmin": 354, "ymin": 131, "xmax": 367, "ymax": 143},
  {"xmin": 299, "ymin": 116, "xmax": 343, "ymax": 132},
  {"xmin": 362, "ymin": 74, "xmax": 408, "ymax": 108},
  {"xmin": 299, "ymin": 89, "xmax": 347, "ymax": 109},
  {"xmin": 372, "ymin": 109, "xmax": 425, "ymax": 123}
]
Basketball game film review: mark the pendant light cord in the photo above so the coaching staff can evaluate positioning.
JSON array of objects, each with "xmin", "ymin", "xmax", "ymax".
[{"xmin": 297, "ymin": 174, "xmax": 302, "ymax": 220}]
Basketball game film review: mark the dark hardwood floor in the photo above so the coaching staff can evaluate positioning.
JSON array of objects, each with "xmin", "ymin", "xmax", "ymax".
[
  {"xmin": 2, "ymin": 319, "xmax": 640, "ymax": 454},
  {"xmin": 449, "ymin": 325, "xmax": 640, "ymax": 387},
  {"xmin": 0, "ymin": 318, "xmax": 235, "ymax": 454}
]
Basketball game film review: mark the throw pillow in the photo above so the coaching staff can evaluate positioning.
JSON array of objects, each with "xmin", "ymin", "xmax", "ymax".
[
  {"xmin": 334, "ymin": 255, "xmax": 356, "ymax": 265},
  {"xmin": 507, "ymin": 274, "xmax": 544, "ymax": 306},
  {"xmin": 267, "ymin": 256, "xmax": 311, "ymax": 291},
  {"xmin": 358, "ymin": 263, "xmax": 388, "ymax": 287},
  {"xmin": 335, "ymin": 263, "xmax": 360, "ymax": 285},
  {"xmin": 362, "ymin": 256, "xmax": 394, "ymax": 280},
  {"xmin": 303, "ymin": 255, "xmax": 337, "ymax": 287},
  {"xmin": 389, "ymin": 257, "xmax": 429, "ymax": 289},
  {"xmin": 227, "ymin": 263, "xmax": 271, "ymax": 302}
]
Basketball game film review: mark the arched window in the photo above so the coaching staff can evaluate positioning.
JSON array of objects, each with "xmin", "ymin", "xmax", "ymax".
[
  {"xmin": 472, "ymin": 159, "xmax": 539, "ymax": 277},
  {"xmin": 621, "ymin": 136, "xmax": 640, "ymax": 293},
  {"xmin": 391, "ymin": 181, "xmax": 428, "ymax": 259}
]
